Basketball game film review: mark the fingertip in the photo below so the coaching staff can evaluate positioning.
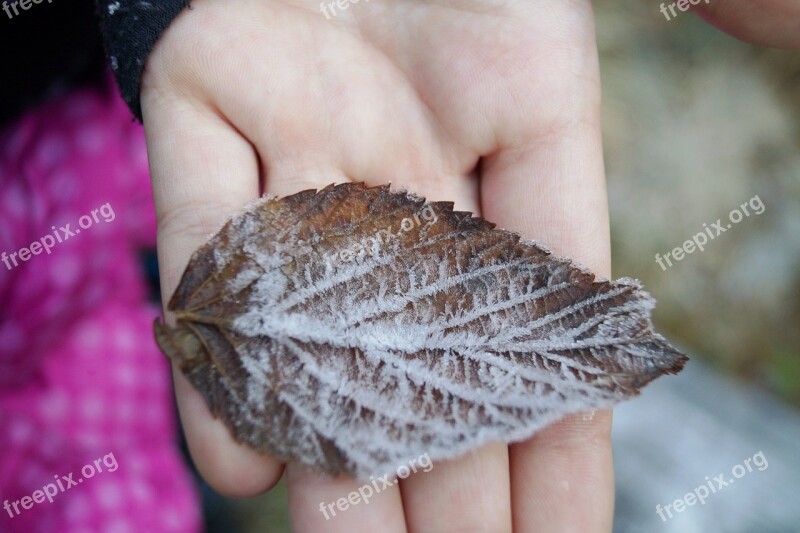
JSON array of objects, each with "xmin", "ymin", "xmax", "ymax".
[
  {"xmin": 692, "ymin": 0, "xmax": 800, "ymax": 49},
  {"xmin": 510, "ymin": 410, "xmax": 614, "ymax": 532},
  {"xmin": 173, "ymin": 369, "xmax": 285, "ymax": 498}
]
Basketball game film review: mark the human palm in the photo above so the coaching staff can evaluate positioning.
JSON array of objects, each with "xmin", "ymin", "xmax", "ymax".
[{"xmin": 142, "ymin": 1, "xmax": 613, "ymax": 531}]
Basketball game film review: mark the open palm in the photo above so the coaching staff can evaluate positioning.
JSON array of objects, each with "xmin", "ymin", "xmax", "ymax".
[{"xmin": 141, "ymin": 0, "xmax": 612, "ymax": 531}]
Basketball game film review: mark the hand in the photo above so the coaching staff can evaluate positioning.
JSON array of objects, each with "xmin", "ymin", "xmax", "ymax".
[{"xmin": 141, "ymin": 1, "xmax": 612, "ymax": 531}]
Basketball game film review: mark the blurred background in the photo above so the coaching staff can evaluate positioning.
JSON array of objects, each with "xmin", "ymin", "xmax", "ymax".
[
  {"xmin": 596, "ymin": 2, "xmax": 800, "ymax": 531},
  {"xmin": 1, "ymin": 0, "xmax": 797, "ymax": 531},
  {"xmin": 598, "ymin": 1, "xmax": 800, "ymax": 406}
]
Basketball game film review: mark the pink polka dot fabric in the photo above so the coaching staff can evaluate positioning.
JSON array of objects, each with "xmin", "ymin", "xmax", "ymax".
[{"xmin": 0, "ymin": 79, "xmax": 200, "ymax": 532}]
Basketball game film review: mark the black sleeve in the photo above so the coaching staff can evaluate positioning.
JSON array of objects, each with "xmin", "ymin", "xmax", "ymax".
[{"xmin": 96, "ymin": 0, "xmax": 191, "ymax": 121}]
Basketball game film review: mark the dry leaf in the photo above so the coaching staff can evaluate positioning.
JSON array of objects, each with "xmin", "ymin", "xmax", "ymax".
[{"xmin": 155, "ymin": 183, "xmax": 687, "ymax": 478}]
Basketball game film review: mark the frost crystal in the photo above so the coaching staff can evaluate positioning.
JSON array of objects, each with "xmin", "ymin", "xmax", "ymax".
[{"xmin": 155, "ymin": 183, "xmax": 687, "ymax": 478}]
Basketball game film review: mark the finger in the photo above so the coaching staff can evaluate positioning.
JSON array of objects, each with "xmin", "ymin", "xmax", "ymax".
[
  {"xmin": 370, "ymin": 175, "xmax": 512, "ymax": 533},
  {"xmin": 690, "ymin": 0, "xmax": 800, "ymax": 49},
  {"xmin": 510, "ymin": 410, "xmax": 613, "ymax": 531},
  {"xmin": 142, "ymin": 93, "xmax": 285, "ymax": 497},
  {"xmin": 482, "ymin": 137, "xmax": 615, "ymax": 531},
  {"xmin": 400, "ymin": 443, "xmax": 511, "ymax": 532},
  {"xmin": 479, "ymin": 5, "xmax": 614, "ymax": 531},
  {"xmin": 258, "ymin": 167, "xmax": 410, "ymax": 531},
  {"xmin": 287, "ymin": 464, "xmax": 407, "ymax": 533},
  {"xmin": 482, "ymin": 123, "xmax": 615, "ymax": 533},
  {"xmin": 261, "ymin": 143, "xmax": 510, "ymax": 530}
]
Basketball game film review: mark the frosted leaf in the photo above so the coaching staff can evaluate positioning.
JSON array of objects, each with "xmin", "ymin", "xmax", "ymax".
[{"xmin": 154, "ymin": 183, "xmax": 687, "ymax": 478}]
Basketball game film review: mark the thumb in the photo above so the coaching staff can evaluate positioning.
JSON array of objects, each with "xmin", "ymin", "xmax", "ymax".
[{"xmin": 141, "ymin": 83, "xmax": 285, "ymax": 497}]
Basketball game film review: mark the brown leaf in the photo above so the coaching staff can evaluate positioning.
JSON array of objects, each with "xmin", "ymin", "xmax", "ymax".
[{"xmin": 155, "ymin": 182, "xmax": 687, "ymax": 478}]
